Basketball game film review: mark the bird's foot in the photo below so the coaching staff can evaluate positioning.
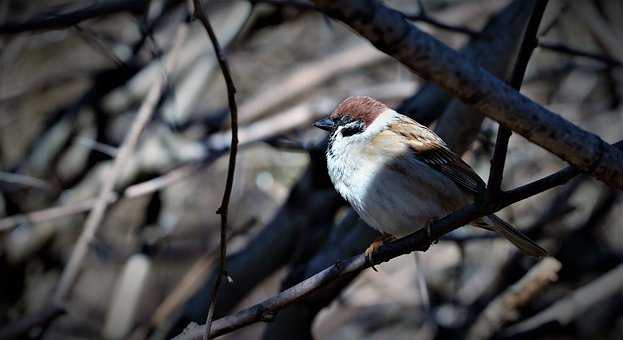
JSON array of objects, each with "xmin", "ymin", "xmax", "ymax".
[{"xmin": 365, "ymin": 233, "xmax": 396, "ymax": 271}]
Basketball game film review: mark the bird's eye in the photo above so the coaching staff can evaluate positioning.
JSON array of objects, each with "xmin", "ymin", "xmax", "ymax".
[{"xmin": 341, "ymin": 121, "xmax": 364, "ymax": 137}]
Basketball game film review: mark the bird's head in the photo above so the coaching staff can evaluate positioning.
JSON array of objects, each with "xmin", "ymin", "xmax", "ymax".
[{"xmin": 313, "ymin": 96, "xmax": 389, "ymax": 137}]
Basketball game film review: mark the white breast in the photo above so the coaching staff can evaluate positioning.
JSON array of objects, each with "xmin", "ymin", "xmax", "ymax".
[{"xmin": 326, "ymin": 110, "xmax": 469, "ymax": 237}]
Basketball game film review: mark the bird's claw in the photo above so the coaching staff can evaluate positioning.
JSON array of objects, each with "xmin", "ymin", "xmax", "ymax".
[{"xmin": 365, "ymin": 233, "xmax": 396, "ymax": 272}]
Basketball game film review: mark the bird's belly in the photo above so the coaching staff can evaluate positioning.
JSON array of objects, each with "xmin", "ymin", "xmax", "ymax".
[{"xmin": 351, "ymin": 162, "xmax": 470, "ymax": 237}]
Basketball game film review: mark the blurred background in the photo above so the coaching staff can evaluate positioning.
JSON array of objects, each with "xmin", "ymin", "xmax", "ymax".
[{"xmin": 0, "ymin": 0, "xmax": 622, "ymax": 339}]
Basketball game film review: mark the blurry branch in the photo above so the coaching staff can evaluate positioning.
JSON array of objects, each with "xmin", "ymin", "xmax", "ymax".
[
  {"xmin": 0, "ymin": 16, "xmax": 191, "ymax": 340},
  {"xmin": 0, "ymin": 99, "xmax": 328, "ymax": 233},
  {"xmin": 251, "ymin": 0, "xmax": 484, "ymax": 37},
  {"xmin": 237, "ymin": 43, "xmax": 387, "ymax": 125},
  {"xmin": 538, "ymin": 42, "xmax": 623, "ymax": 68},
  {"xmin": 72, "ymin": 25, "xmax": 126, "ymax": 67},
  {"xmin": 248, "ymin": 0, "xmax": 315, "ymax": 10},
  {"xmin": 264, "ymin": 138, "xmax": 322, "ymax": 154},
  {"xmin": 0, "ymin": 171, "xmax": 52, "ymax": 191},
  {"xmin": 191, "ymin": 1, "xmax": 240, "ymax": 339},
  {"xmin": 466, "ymin": 257, "xmax": 561, "ymax": 340},
  {"xmin": 52, "ymin": 16, "xmax": 190, "ymax": 305},
  {"xmin": 208, "ymin": 99, "xmax": 332, "ymax": 150},
  {"xmin": 310, "ymin": 0, "xmax": 623, "ymax": 189},
  {"xmin": 570, "ymin": 0, "xmax": 623, "ymax": 63},
  {"xmin": 0, "ymin": 306, "xmax": 65, "ymax": 340},
  {"xmin": 127, "ymin": 219, "xmax": 256, "ymax": 340},
  {"xmin": 0, "ymin": 165, "xmax": 196, "ymax": 232},
  {"xmin": 243, "ymin": 0, "xmax": 504, "ymax": 128},
  {"xmin": 0, "ymin": 0, "xmax": 148, "ymax": 34},
  {"xmin": 404, "ymin": 0, "xmax": 482, "ymax": 37},
  {"xmin": 503, "ymin": 262, "xmax": 623, "ymax": 337},
  {"xmin": 105, "ymin": 3, "xmax": 251, "ymax": 121}
]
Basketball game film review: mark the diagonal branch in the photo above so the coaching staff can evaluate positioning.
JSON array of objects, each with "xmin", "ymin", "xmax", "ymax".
[
  {"xmin": 310, "ymin": 0, "xmax": 623, "ymax": 189},
  {"xmin": 191, "ymin": 1, "xmax": 240, "ymax": 339},
  {"xmin": 51, "ymin": 18, "xmax": 190, "ymax": 306},
  {"xmin": 0, "ymin": 0, "xmax": 148, "ymax": 34}
]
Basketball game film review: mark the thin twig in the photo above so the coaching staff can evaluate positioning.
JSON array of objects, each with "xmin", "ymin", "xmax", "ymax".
[
  {"xmin": 0, "ymin": 171, "xmax": 52, "ymax": 191},
  {"xmin": 487, "ymin": 0, "xmax": 548, "ymax": 197},
  {"xmin": 191, "ymin": 1, "xmax": 239, "ymax": 339},
  {"xmin": 51, "ymin": 16, "xmax": 190, "ymax": 306},
  {"xmin": 538, "ymin": 42, "xmax": 623, "ymax": 68}
]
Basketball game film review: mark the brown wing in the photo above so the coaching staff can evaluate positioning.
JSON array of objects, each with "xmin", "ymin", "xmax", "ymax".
[{"xmin": 388, "ymin": 116, "xmax": 486, "ymax": 194}]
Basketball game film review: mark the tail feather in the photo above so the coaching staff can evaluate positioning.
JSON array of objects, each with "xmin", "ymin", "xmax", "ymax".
[{"xmin": 477, "ymin": 215, "xmax": 547, "ymax": 257}]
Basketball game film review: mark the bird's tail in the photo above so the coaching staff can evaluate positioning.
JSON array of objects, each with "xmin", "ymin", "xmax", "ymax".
[{"xmin": 476, "ymin": 215, "xmax": 547, "ymax": 257}]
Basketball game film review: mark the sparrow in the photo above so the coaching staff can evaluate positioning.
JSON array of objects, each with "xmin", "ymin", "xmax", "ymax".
[{"xmin": 313, "ymin": 96, "xmax": 546, "ymax": 258}]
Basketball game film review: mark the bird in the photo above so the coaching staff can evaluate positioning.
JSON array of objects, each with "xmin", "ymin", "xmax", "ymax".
[{"xmin": 313, "ymin": 96, "xmax": 547, "ymax": 259}]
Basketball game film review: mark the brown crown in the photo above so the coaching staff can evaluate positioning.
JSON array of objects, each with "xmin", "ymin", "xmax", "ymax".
[{"xmin": 330, "ymin": 96, "xmax": 388, "ymax": 126}]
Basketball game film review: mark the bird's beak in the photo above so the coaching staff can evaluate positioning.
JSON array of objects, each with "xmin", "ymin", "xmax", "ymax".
[{"xmin": 313, "ymin": 118, "xmax": 335, "ymax": 131}]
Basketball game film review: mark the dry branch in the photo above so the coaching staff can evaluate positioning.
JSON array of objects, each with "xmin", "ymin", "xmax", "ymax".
[
  {"xmin": 52, "ymin": 15, "xmax": 190, "ymax": 305},
  {"xmin": 504, "ymin": 262, "xmax": 623, "ymax": 337},
  {"xmin": 466, "ymin": 257, "xmax": 562, "ymax": 340}
]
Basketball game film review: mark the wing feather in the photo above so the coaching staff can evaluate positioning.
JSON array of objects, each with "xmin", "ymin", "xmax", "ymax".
[{"xmin": 386, "ymin": 116, "xmax": 485, "ymax": 194}]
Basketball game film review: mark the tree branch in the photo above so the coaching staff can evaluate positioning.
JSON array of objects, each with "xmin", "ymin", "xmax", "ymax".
[{"xmin": 191, "ymin": 1, "xmax": 240, "ymax": 339}]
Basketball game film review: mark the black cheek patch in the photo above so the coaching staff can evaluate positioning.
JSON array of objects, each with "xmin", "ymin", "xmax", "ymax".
[{"xmin": 341, "ymin": 122, "xmax": 365, "ymax": 137}]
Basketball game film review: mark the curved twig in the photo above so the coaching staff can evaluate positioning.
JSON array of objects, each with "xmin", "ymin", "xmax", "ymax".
[{"xmin": 191, "ymin": 1, "xmax": 240, "ymax": 339}]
